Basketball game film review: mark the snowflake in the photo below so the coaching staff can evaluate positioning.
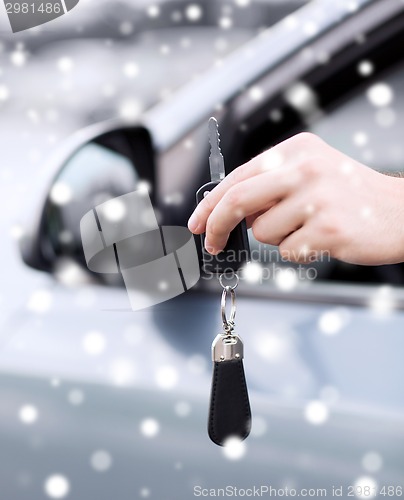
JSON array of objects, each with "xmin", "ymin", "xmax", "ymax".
[
  {"xmin": 185, "ymin": 4, "xmax": 203, "ymax": 22},
  {"xmin": 367, "ymin": 83, "xmax": 394, "ymax": 107},
  {"xmin": 140, "ymin": 418, "xmax": 160, "ymax": 438},
  {"xmin": 44, "ymin": 475, "xmax": 70, "ymax": 499},
  {"xmin": 147, "ymin": 5, "xmax": 160, "ymax": 18},
  {"xmin": 304, "ymin": 400, "xmax": 329, "ymax": 425},
  {"xmin": 0, "ymin": 84, "xmax": 10, "ymax": 101}
]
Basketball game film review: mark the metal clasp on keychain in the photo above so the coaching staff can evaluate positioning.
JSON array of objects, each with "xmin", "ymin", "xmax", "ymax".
[
  {"xmin": 220, "ymin": 272, "xmax": 237, "ymax": 333},
  {"xmin": 212, "ymin": 273, "xmax": 244, "ymax": 362}
]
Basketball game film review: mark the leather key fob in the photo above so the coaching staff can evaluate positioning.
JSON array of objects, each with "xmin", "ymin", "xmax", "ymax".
[{"xmin": 208, "ymin": 334, "xmax": 251, "ymax": 446}]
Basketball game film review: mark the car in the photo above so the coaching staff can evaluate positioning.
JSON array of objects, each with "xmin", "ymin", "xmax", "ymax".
[{"xmin": 3, "ymin": 0, "xmax": 404, "ymax": 498}]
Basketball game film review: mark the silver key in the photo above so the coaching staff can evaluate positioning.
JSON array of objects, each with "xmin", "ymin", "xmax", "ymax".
[{"xmin": 208, "ymin": 117, "xmax": 225, "ymax": 183}]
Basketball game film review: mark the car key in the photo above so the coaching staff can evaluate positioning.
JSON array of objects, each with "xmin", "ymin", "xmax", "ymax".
[{"xmin": 196, "ymin": 117, "xmax": 250, "ymax": 275}]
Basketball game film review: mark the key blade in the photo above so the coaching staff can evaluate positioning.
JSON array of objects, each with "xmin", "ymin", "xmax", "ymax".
[{"xmin": 208, "ymin": 117, "xmax": 225, "ymax": 182}]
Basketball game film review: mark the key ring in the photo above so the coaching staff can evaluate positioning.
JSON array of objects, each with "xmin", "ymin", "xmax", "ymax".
[
  {"xmin": 221, "ymin": 285, "xmax": 236, "ymax": 333},
  {"xmin": 219, "ymin": 271, "xmax": 239, "ymax": 290}
]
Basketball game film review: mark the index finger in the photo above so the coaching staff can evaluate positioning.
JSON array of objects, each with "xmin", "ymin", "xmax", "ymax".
[{"xmin": 188, "ymin": 143, "xmax": 286, "ymax": 234}]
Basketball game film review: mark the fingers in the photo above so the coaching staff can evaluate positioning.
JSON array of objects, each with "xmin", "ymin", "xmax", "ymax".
[
  {"xmin": 188, "ymin": 132, "xmax": 326, "ymax": 236},
  {"xmin": 187, "ymin": 161, "xmax": 264, "ymax": 234},
  {"xmin": 204, "ymin": 167, "xmax": 297, "ymax": 253},
  {"xmin": 245, "ymin": 211, "xmax": 267, "ymax": 229},
  {"xmin": 251, "ymin": 196, "xmax": 308, "ymax": 246},
  {"xmin": 278, "ymin": 222, "xmax": 332, "ymax": 263},
  {"xmin": 188, "ymin": 143, "xmax": 290, "ymax": 234}
]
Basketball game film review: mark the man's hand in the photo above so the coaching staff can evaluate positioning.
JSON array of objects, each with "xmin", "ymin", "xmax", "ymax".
[{"xmin": 187, "ymin": 132, "xmax": 404, "ymax": 266}]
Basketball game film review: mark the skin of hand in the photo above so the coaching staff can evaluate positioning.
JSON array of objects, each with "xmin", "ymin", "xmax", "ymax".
[{"xmin": 187, "ymin": 132, "xmax": 404, "ymax": 266}]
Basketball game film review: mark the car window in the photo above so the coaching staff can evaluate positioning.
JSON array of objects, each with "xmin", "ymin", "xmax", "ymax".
[
  {"xmin": 236, "ymin": 17, "xmax": 404, "ymax": 288},
  {"xmin": 310, "ymin": 62, "xmax": 404, "ymax": 174}
]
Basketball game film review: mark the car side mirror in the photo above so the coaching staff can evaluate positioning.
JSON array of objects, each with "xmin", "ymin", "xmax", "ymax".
[{"xmin": 19, "ymin": 124, "xmax": 156, "ymax": 283}]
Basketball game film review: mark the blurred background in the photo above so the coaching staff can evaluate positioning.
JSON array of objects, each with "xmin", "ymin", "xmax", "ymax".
[{"xmin": 1, "ymin": 0, "xmax": 404, "ymax": 499}]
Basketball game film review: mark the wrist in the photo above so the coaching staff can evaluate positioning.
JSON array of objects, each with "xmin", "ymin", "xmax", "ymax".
[{"xmin": 383, "ymin": 176, "xmax": 404, "ymax": 264}]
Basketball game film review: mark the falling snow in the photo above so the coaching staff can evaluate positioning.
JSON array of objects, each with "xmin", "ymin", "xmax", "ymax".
[
  {"xmin": 155, "ymin": 365, "xmax": 178, "ymax": 390},
  {"xmin": 101, "ymin": 198, "xmax": 127, "ymax": 221},
  {"xmin": 354, "ymin": 476, "xmax": 378, "ymax": 499},
  {"xmin": 123, "ymin": 62, "xmax": 140, "ymax": 78},
  {"xmin": 242, "ymin": 262, "xmax": 263, "ymax": 283},
  {"xmin": 44, "ymin": 475, "xmax": 70, "ymax": 499},
  {"xmin": 269, "ymin": 109, "xmax": 283, "ymax": 122},
  {"xmin": 10, "ymin": 50, "xmax": 27, "ymax": 67},
  {"xmin": 261, "ymin": 149, "xmax": 284, "ymax": 171},
  {"xmin": 174, "ymin": 401, "xmax": 191, "ymax": 417},
  {"xmin": 357, "ymin": 60, "xmax": 374, "ymax": 77},
  {"xmin": 109, "ymin": 358, "xmax": 136, "ymax": 386},
  {"xmin": 10, "ymin": 224, "xmax": 24, "ymax": 240},
  {"xmin": 275, "ymin": 268, "xmax": 298, "ymax": 291},
  {"xmin": 0, "ymin": 84, "xmax": 10, "ymax": 101},
  {"xmin": 49, "ymin": 182, "xmax": 73, "ymax": 205},
  {"xmin": 140, "ymin": 418, "xmax": 160, "ymax": 438},
  {"xmin": 318, "ymin": 308, "xmax": 350, "ymax": 335},
  {"xmin": 375, "ymin": 107, "xmax": 396, "ymax": 128},
  {"xmin": 353, "ymin": 131, "xmax": 368, "ymax": 147},
  {"xmin": 219, "ymin": 17, "xmax": 233, "ymax": 30},
  {"xmin": 369, "ymin": 286, "xmax": 395, "ymax": 315},
  {"xmin": 253, "ymin": 328, "xmax": 292, "ymax": 362},
  {"xmin": 67, "ymin": 389, "xmax": 85, "ymax": 406},
  {"xmin": 27, "ymin": 289, "xmax": 53, "ymax": 314},
  {"xmin": 90, "ymin": 450, "xmax": 113, "ymax": 472},
  {"xmin": 283, "ymin": 15, "xmax": 299, "ymax": 30},
  {"xmin": 302, "ymin": 21, "xmax": 318, "ymax": 37},
  {"xmin": 19, "ymin": 405, "xmax": 39, "ymax": 425},
  {"xmin": 284, "ymin": 82, "xmax": 318, "ymax": 116},
  {"xmin": 304, "ymin": 400, "xmax": 329, "ymax": 425},
  {"xmin": 119, "ymin": 21, "xmax": 134, "ymax": 35},
  {"xmin": 147, "ymin": 5, "xmax": 160, "ymax": 18},
  {"xmin": 185, "ymin": 4, "xmax": 203, "ymax": 22},
  {"xmin": 248, "ymin": 85, "xmax": 263, "ymax": 102},
  {"xmin": 222, "ymin": 437, "xmax": 246, "ymax": 460},
  {"xmin": 82, "ymin": 331, "xmax": 106, "ymax": 356},
  {"xmin": 367, "ymin": 83, "xmax": 394, "ymax": 107},
  {"xmin": 362, "ymin": 451, "xmax": 383, "ymax": 473},
  {"xmin": 57, "ymin": 57, "xmax": 74, "ymax": 73},
  {"xmin": 119, "ymin": 98, "xmax": 143, "ymax": 120},
  {"xmin": 235, "ymin": 0, "xmax": 251, "ymax": 7}
]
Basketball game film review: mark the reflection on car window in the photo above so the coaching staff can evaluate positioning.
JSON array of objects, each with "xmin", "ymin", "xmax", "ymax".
[
  {"xmin": 45, "ymin": 141, "xmax": 138, "ymax": 260},
  {"xmin": 310, "ymin": 62, "xmax": 404, "ymax": 174},
  {"xmin": 55, "ymin": 142, "xmax": 138, "ymax": 203}
]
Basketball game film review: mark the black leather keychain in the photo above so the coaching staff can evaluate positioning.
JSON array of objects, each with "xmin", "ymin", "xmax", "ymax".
[
  {"xmin": 195, "ymin": 117, "xmax": 252, "ymax": 446},
  {"xmin": 208, "ymin": 275, "xmax": 251, "ymax": 446}
]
